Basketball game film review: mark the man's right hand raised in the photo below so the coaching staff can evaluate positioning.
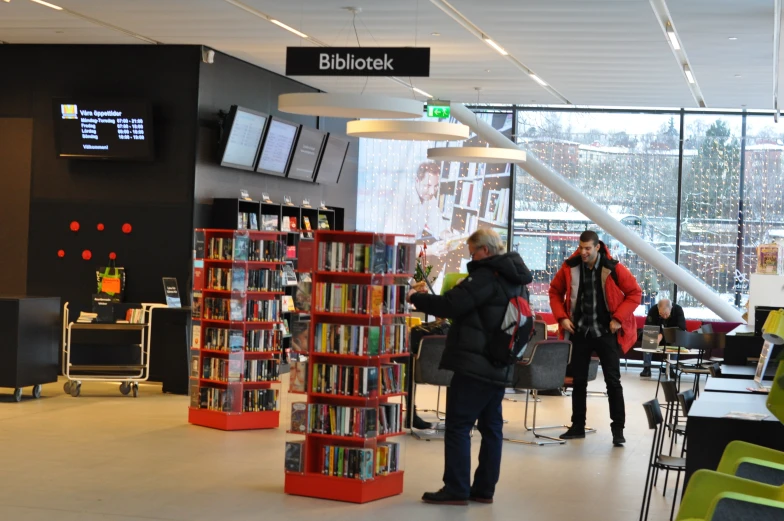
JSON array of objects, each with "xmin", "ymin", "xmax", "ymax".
[{"xmin": 559, "ymin": 318, "xmax": 575, "ymax": 334}]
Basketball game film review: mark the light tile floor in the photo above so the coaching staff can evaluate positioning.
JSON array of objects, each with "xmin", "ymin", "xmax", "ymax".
[{"xmin": 0, "ymin": 369, "xmax": 686, "ymax": 521}]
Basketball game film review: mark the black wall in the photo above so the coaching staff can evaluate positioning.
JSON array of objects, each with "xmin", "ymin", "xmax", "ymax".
[
  {"xmin": 194, "ymin": 51, "xmax": 359, "ymax": 230},
  {"xmin": 0, "ymin": 45, "xmax": 201, "ymax": 311}
]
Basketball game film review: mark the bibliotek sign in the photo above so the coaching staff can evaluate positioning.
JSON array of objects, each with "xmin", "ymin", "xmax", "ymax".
[{"xmin": 286, "ymin": 47, "xmax": 430, "ymax": 77}]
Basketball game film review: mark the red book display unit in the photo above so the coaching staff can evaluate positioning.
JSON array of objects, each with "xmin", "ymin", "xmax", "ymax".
[
  {"xmin": 284, "ymin": 231, "xmax": 416, "ymax": 503},
  {"xmin": 189, "ymin": 228, "xmax": 286, "ymax": 431}
]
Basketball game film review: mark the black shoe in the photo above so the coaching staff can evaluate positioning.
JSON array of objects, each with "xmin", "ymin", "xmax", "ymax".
[
  {"xmin": 413, "ymin": 415, "xmax": 434, "ymax": 430},
  {"xmin": 469, "ymin": 495, "xmax": 493, "ymax": 504},
  {"xmin": 612, "ymin": 428, "xmax": 626, "ymax": 446},
  {"xmin": 422, "ymin": 488, "xmax": 468, "ymax": 505},
  {"xmin": 559, "ymin": 425, "xmax": 586, "ymax": 439},
  {"xmin": 639, "ymin": 368, "xmax": 651, "ymax": 378}
]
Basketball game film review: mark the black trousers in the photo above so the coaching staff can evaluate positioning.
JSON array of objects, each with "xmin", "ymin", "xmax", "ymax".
[
  {"xmin": 570, "ymin": 331, "xmax": 626, "ymax": 431},
  {"xmin": 443, "ymin": 373, "xmax": 505, "ymax": 498}
]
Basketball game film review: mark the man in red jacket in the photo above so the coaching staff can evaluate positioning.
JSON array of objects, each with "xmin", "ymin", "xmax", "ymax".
[{"xmin": 549, "ymin": 231, "xmax": 641, "ymax": 446}]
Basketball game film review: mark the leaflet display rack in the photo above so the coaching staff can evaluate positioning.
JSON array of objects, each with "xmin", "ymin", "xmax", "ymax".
[
  {"xmin": 284, "ymin": 231, "xmax": 415, "ymax": 503},
  {"xmin": 189, "ymin": 228, "xmax": 286, "ymax": 431}
]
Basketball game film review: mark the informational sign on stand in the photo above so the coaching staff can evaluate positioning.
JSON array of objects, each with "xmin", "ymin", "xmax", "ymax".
[
  {"xmin": 240, "ymin": 189, "xmax": 251, "ymax": 201},
  {"xmin": 162, "ymin": 277, "xmax": 182, "ymax": 308}
]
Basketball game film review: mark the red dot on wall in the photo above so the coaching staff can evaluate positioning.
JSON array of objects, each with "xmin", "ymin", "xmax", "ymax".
[
  {"xmin": 97, "ymin": 223, "xmax": 105, "ymax": 231},
  {"xmin": 122, "ymin": 223, "xmax": 132, "ymax": 234},
  {"xmin": 70, "ymin": 221, "xmax": 80, "ymax": 232},
  {"xmin": 57, "ymin": 249, "xmax": 65, "ymax": 258},
  {"xmin": 109, "ymin": 252, "xmax": 117, "ymax": 260},
  {"xmin": 82, "ymin": 250, "xmax": 92, "ymax": 261}
]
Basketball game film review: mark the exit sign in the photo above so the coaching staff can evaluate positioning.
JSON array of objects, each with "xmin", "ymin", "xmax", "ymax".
[{"xmin": 427, "ymin": 102, "xmax": 450, "ymax": 118}]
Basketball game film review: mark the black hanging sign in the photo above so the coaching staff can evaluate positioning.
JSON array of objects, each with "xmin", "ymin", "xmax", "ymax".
[{"xmin": 286, "ymin": 47, "xmax": 430, "ymax": 77}]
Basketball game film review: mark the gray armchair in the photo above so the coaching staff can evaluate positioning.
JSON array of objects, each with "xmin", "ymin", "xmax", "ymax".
[
  {"xmin": 409, "ymin": 335, "xmax": 453, "ymax": 440},
  {"xmin": 504, "ymin": 340, "xmax": 572, "ymax": 446}
]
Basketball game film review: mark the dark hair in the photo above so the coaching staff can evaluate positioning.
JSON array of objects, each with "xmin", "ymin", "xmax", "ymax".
[
  {"xmin": 579, "ymin": 230, "xmax": 600, "ymax": 245},
  {"xmin": 416, "ymin": 162, "xmax": 440, "ymax": 181}
]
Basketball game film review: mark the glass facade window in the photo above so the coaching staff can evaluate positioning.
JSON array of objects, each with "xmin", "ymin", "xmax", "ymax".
[{"xmin": 357, "ymin": 107, "xmax": 784, "ymax": 320}]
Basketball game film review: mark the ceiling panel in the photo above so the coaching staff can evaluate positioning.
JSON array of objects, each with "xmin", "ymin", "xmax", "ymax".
[
  {"xmin": 669, "ymin": 0, "xmax": 772, "ymax": 109},
  {"xmin": 0, "ymin": 0, "xmax": 780, "ymax": 109}
]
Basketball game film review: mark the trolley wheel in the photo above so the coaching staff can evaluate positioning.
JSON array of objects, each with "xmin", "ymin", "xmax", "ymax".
[
  {"xmin": 32, "ymin": 385, "xmax": 42, "ymax": 399},
  {"xmin": 70, "ymin": 382, "xmax": 81, "ymax": 398},
  {"xmin": 63, "ymin": 381, "xmax": 71, "ymax": 394},
  {"xmin": 119, "ymin": 382, "xmax": 131, "ymax": 395},
  {"xmin": 12, "ymin": 388, "xmax": 22, "ymax": 402},
  {"xmin": 132, "ymin": 382, "xmax": 139, "ymax": 398}
]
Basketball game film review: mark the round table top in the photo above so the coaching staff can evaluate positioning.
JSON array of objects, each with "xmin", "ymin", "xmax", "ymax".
[{"xmin": 632, "ymin": 347, "xmax": 700, "ymax": 355}]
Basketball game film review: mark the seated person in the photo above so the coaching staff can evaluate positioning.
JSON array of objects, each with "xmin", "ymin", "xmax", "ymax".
[{"xmin": 640, "ymin": 298, "xmax": 686, "ymax": 377}]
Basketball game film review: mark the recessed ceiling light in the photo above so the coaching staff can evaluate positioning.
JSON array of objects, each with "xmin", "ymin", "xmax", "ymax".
[
  {"xmin": 735, "ymin": 74, "xmax": 742, "ymax": 78},
  {"xmin": 728, "ymin": 37, "xmax": 738, "ymax": 40},
  {"xmin": 485, "ymin": 69, "xmax": 491, "ymax": 73},
  {"xmin": 431, "ymin": 32, "xmax": 440, "ymax": 36}
]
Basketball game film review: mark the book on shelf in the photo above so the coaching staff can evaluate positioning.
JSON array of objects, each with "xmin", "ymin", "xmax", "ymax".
[
  {"xmin": 191, "ymin": 291, "xmax": 202, "ymax": 319},
  {"xmin": 378, "ymin": 403, "xmax": 401, "ymax": 435},
  {"xmin": 192, "ymin": 324, "xmax": 201, "ymax": 349},
  {"xmin": 376, "ymin": 442, "xmax": 401, "ymax": 476},
  {"xmin": 283, "ymin": 262, "xmax": 298, "ymax": 286},
  {"xmin": 203, "ymin": 327, "xmax": 280, "ymax": 352},
  {"xmin": 243, "ymin": 389, "xmax": 279, "ymax": 412},
  {"xmin": 194, "ymin": 230, "xmax": 206, "ymax": 259},
  {"xmin": 291, "ymin": 402, "xmax": 308, "ymax": 433},
  {"xmin": 246, "ymin": 268, "xmax": 284, "ymax": 292},
  {"xmin": 193, "ymin": 263, "xmax": 205, "ymax": 290},
  {"xmin": 243, "ymin": 359, "xmax": 280, "ymax": 382},
  {"xmin": 281, "ymin": 319, "xmax": 291, "ymax": 338},
  {"xmin": 202, "ymin": 357, "xmax": 243, "ymax": 382},
  {"xmin": 125, "ymin": 308, "xmax": 145, "ymax": 324},
  {"xmin": 238, "ymin": 212, "xmax": 258, "ymax": 230},
  {"xmin": 301, "ymin": 216, "xmax": 314, "ymax": 239},
  {"xmin": 281, "ymin": 295, "xmax": 296, "ymax": 313},
  {"xmin": 290, "ymin": 317, "xmax": 310, "ymax": 354},
  {"xmin": 289, "ymin": 361, "xmax": 308, "ymax": 392},
  {"xmin": 311, "ymin": 363, "xmax": 380, "ymax": 397},
  {"xmin": 317, "ymin": 242, "xmax": 416, "ymax": 275},
  {"xmin": 206, "ymin": 237, "xmax": 286, "ymax": 262},
  {"xmin": 196, "ymin": 387, "xmax": 279, "ymax": 413},
  {"xmin": 379, "ymin": 363, "xmax": 406, "ymax": 395},
  {"xmin": 261, "ymin": 215, "xmax": 279, "ymax": 231},
  {"xmin": 306, "ymin": 404, "xmax": 379, "ymax": 438},
  {"xmin": 483, "ymin": 188, "xmax": 510, "ymax": 225},
  {"xmin": 190, "ymin": 384, "xmax": 199, "ymax": 408},
  {"xmin": 281, "ymin": 217, "xmax": 291, "ymax": 232},
  {"xmin": 322, "ymin": 446, "xmax": 374, "ymax": 480},
  {"xmin": 313, "ymin": 323, "xmax": 409, "ymax": 355},
  {"xmin": 249, "ymin": 213, "xmax": 258, "ymax": 231},
  {"xmin": 190, "ymin": 355, "xmax": 199, "ymax": 377},
  {"xmin": 285, "ymin": 441, "xmax": 305, "ymax": 473},
  {"xmin": 286, "ymin": 246, "xmax": 297, "ymax": 259},
  {"xmin": 317, "ymin": 214, "xmax": 330, "ymax": 230}
]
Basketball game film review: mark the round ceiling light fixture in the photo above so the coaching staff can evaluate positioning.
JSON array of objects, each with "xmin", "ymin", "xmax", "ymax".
[
  {"xmin": 278, "ymin": 93, "xmax": 424, "ymax": 119},
  {"xmin": 346, "ymin": 120, "xmax": 470, "ymax": 141},
  {"xmin": 427, "ymin": 146, "xmax": 527, "ymax": 164}
]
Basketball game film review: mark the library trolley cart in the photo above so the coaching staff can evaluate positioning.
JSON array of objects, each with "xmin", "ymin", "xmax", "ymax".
[
  {"xmin": 61, "ymin": 302, "xmax": 166, "ymax": 397},
  {"xmin": 0, "ymin": 296, "xmax": 60, "ymax": 402},
  {"xmin": 284, "ymin": 231, "xmax": 415, "ymax": 503}
]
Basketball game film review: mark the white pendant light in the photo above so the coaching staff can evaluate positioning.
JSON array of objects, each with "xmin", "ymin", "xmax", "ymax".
[
  {"xmin": 346, "ymin": 120, "xmax": 470, "ymax": 141},
  {"xmin": 278, "ymin": 93, "xmax": 424, "ymax": 119},
  {"xmin": 427, "ymin": 146, "xmax": 527, "ymax": 163}
]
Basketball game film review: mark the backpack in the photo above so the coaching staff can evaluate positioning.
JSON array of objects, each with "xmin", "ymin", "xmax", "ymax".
[{"xmin": 485, "ymin": 280, "xmax": 534, "ymax": 367}]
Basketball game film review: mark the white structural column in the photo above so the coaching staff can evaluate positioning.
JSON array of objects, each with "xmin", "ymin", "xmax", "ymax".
[{"xmin": 450, "ymin": 103, "xmax": 744, "ymax": 323}]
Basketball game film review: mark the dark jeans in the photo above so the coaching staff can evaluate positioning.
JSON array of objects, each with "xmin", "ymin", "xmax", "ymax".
[
  {"xmin": 643, "ymin": 353, "xmax": 653, "ymax": 368},
  {"xmin": 443, "ymin": 373, "xmax": 505, "ymax": 499},
  {"xmin": 570, "ymin": 331, "xmax": 626, "ymax": 431}
]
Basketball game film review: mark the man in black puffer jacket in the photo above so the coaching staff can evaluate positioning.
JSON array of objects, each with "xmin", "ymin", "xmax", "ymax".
[{"xmin": 408, "ymin": 229, "xmax": 532, "ymax": 506}]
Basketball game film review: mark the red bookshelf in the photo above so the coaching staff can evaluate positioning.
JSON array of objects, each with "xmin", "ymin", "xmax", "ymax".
[
  {"xmin": 284, "ymin": 231, "xmax": 415, "ymax": 503},
  {"xmin": 189, "ymin": 228, "xmax": 286, "ymax": 431}
]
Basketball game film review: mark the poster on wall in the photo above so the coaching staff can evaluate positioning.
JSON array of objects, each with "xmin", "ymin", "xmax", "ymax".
[{"xmin": 357, "ymin": 113, "xmax": 514, "ymax": 292}]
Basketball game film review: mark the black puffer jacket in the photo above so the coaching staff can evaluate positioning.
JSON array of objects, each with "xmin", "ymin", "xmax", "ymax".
[{"xmin": 410, "ymin": 252, "xmax": 532, "ymax": 387}]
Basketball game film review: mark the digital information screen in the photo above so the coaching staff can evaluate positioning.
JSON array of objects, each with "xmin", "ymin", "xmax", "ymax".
[
  {"xmin": 287, "ymin": 127, "xmax": 326, "ymax": 181},
  {"xmin": 256, "ymin": 118, "xmax": 299, "ymax": 176},
  {"xmin": 220, "ymin": 107, "xmax": 268, "ymax": 170},
  {"xmin": 54, "ymin": 100, "xmax": 154, "ymax": 160},
  {"xmin": 315, "ymin": 135, "xmax": 349, "ymax": 184}
]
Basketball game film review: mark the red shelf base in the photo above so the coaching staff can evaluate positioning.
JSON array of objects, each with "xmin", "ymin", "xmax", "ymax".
[
  {"xmin": 188, "ymin": 408, "xmax": 279, "ymax": 431},
  {"xmin": 285, "ymin": 471, "xmax": 403, "ymax": 503}
]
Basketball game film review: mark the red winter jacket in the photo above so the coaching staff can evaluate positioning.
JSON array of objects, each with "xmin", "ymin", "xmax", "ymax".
[{"xmin": 548, "ymin": 242, "xmax": 642, "ymax": 353}]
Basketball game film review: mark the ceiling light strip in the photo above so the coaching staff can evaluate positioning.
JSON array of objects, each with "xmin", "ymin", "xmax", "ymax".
[
  {"xmin": 649, "ymin": 0, "xmax": 706, "ymax": 107},
  {"xmin": 222, "ymin": 0, "xmax": 328, "ymax": 47},
  {"xmin": 29, "ymin": 0, "xmax": 62, "ymax": 10},
  {"xmin": 429, "ymin": 0, "xmax": 570, "ymax": 104}
]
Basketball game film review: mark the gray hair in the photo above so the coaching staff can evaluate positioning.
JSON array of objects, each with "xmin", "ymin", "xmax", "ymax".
[
  {"xmin": 467, "ymin": 228, "xmax": 506, "ymax": 256},
  {"xmin": 658, "ymin": 299, "xmax": 672, "ymax": 310}
]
